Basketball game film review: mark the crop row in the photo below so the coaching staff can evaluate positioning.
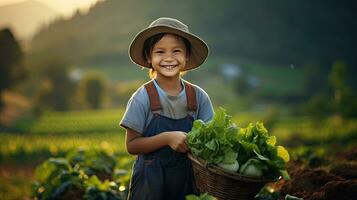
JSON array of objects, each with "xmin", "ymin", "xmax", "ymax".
[
  {"xmin": 0, "ymin": 132, "xmax": 127, "ymax": 163},
  {"xmin": 27, "ymin": 109, "xmax": 124, "ymax": 134}
]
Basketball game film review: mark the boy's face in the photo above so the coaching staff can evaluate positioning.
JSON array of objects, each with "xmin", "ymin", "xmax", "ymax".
[{"xmin": 147, "ymin": 34, "xmax": 188, "ymax": 79}]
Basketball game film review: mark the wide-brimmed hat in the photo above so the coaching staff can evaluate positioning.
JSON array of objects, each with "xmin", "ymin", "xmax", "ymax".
[{"xmin": 128, "ymin": 17, "xmax": 209, "ymax": 71}]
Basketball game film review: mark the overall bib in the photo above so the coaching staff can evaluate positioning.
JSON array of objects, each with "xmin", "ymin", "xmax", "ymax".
[{"xmin": 127, "ymin": 81, "xmax": 198, "ymax": 200}]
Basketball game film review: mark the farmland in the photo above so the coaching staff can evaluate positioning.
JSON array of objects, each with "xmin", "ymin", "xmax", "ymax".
[{"xmin": 1, "ymin": 109, "xmax": 356, "ymax": 199}]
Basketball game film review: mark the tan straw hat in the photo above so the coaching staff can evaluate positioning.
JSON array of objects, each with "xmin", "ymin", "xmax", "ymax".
[{"xmin": 128, "ymin": 17, "xmax": 209, "ymax": 71}]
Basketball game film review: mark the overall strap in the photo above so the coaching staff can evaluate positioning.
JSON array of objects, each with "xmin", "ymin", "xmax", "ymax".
[
  {"xmin": 144, "ymin": 81, "xmax": 162, "ymax": 112},
  {"xmin": 184, "ymin": 81, "xmax": 197, "ymax": 111},
  {"xmin": 144, "ymin": 80, "xmax": 197, "ymax": 112}
]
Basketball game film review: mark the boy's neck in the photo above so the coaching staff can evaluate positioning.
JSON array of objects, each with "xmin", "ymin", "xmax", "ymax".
[{"xmin": 154, "ymin": 76, "xmax": 182, "ymax": 96}]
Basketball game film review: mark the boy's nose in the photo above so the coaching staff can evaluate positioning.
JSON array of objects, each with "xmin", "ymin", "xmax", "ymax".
[{"xmin": 163, "ymin": 53, "xmax": 175, "ymax": 62}]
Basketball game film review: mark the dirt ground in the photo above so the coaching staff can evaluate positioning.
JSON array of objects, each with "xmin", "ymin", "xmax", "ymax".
[{"xmin": 272, "ymin": 147, "xmax": 357, "ymax": 200}]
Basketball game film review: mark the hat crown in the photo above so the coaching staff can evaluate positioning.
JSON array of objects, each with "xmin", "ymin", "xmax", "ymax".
[{"xmin": 149, "ymin": 17, "xmax": 189, "ymax": 33}]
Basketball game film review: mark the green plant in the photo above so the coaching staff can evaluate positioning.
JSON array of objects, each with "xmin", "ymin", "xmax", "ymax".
[
  {"xmin": 186, "ymin": 193, "xmax": 217, "ymax": 200},
  {"xmin": 84, "ymin": 176, "xmax": 124, "ymax": 200},
  {"xmin": 66, "ymin": 148, "xmax": 116, "ymax": 180},
  {"xmin": 188, "ymin": 108, "xmax": 290, "ymax": 180},
  {"xmin": 78, "ymin": 72, "xmax": 107, "ymax": 109},
  {"xmin": 32, "ymin": 148, "xmax": 128, "ymax": 199}
]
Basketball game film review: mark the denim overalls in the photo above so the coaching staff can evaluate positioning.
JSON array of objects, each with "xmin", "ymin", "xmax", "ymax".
[{"xmin": 127, "ymin": 80, "xmax": 198, "ymax": 200}]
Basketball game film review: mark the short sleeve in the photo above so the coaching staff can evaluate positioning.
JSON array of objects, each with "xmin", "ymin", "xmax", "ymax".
[
  {"xmin": 119, "ymin": 92, "xmax": 149, "ymax": 134},
  {"xmin": 195, "ymin": 87, "xmax": 214, "ymax": 123}
]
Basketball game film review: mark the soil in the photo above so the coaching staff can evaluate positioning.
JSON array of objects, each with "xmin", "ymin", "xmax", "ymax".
[{"xmin": 274, "ymin": 147, "xmax": 357, "ymax": 200}]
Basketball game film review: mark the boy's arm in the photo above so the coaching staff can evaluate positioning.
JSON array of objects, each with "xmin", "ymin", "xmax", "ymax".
[{"xmin": 125, "ymin": 128, "xmax": 189, "ymax": 155}]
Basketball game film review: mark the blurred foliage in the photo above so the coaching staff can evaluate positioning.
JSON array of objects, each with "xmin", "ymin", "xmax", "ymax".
[
  {"xmin": 0, "ymin": 0, "xmax": 351, "ymax": 120},
  {"xmin": 112, "ymin": 80, "xmax": 143, "ymax": 105},
  {"xmin": 29, "ymin": 109, "xmax": 122, "ymax": 134},
  {"xmin": 302, "ymin": 63, "xmax": 329, "ymax": 98},
  {"xmin": 234, "ymin": 74, "xmax": 251, "ymax": 95},
  {"xmin": 33, "ymin": 58, "xmax": 76, "ymax": 114},
  {"xmin": 0, "ymin": 109, "xmax": 126, "ymax": 164},
  {"xmin": 32, "ymin": 148, "xmax": 128, "ymax": 200},
  {"xmin": 255, "ymin": 186, "xmax": 280, "ymax": 200},
  {"xmin": 30, "ymin": 0, "xmax": 357, "ymax": 71},
  {"xmin": 304, "ymin": 93, "xmax": 332, "ymax": 120},
  {"xmin": 0, "ymin": 28, "xmax": 26, "ymax": 112},
  {"xmin": 303, "ymin": 61, "xmax": 357, "ymax": 120},
  {"xmin": 78, "ymin": 72, "xmax": 107, "ymax": 109},
  {"xmin": 329, "ymin": 61, "xmax": 357, "ymax": 118}
]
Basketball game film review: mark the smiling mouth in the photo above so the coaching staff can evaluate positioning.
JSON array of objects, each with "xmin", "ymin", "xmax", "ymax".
[{"xmin": 161, "ymin": 65, "xmax": 177, "ymax": 70}]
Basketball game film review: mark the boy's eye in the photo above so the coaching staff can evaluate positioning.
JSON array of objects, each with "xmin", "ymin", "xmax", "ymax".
[
  {"xmin": 173, "ymin": 49, "xmax": 182, "ymax": 53},
  {"xmin": 154, "ymin": 50, "xmax": 164, "ymax": 54}
]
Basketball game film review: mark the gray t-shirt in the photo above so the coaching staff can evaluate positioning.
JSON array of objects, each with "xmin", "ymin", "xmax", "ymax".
[{"xmin": 120, "ymin": 79, "xmax": 214, "ymax": 134}]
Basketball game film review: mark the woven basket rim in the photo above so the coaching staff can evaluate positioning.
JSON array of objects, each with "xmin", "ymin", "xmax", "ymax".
[{"xmin": 188, "ymin": 153, "xmax": 277, "ymax": 183}]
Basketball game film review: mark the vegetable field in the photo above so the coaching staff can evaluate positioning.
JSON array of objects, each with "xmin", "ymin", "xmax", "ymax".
[
  {"xmin": 1, "ymin": 109, "xmax": 357, "ymax": 199},
  {"xmin": 0, "ymin": 109, "xmax": 133, "ymax": 200}
]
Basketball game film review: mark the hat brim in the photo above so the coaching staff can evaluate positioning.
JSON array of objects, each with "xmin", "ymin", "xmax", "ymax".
[{"xmin": 129, "ymin": 25, "xmax": 209, "ymax": 71}]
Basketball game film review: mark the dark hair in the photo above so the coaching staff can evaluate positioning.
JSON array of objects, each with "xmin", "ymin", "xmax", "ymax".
[{"xmin": 142, "ymin": 33, "xmax": 192, "ymax": 62}]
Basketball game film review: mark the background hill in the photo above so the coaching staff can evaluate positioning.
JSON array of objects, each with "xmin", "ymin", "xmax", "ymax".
[
  {"xmin": 29, "ymin": 0, "xmax": 357, "ymax": 70},
  {"xmin": 0, "ymin": 0, "xmax": 58, "ymax": 40}
]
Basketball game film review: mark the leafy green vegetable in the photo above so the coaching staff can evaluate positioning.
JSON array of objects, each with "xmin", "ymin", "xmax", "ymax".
[
  {"xmin": 218, "ymin": 160, "xmax": 239, "ymax": 172},
  {"xmin": 255, "ymin": 186, "xmax": 281, "ymax": 200},
  {"xmin": 32, "ymin": 148, "xmax": 128, "ymax": 200},
  {"xmin": 188, "ymin": 108, "xmax": 240, "ymax": 164},
  {"xmin": 186, "ymin": 193, "xmax": 217, "ymax": 200},
  {"xmin": 285, "ymin": 194, "xmax": 303, "ymax": 200},
  {"xmin": 239, "ymin": 158, "xmax": 267, "ymax": 177},
  {"xmin": 188, "ymin": 108, "xmax": 290, "ymax": 180}
]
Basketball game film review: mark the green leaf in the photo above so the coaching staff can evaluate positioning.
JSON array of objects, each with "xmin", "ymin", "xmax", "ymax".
[
  {"xmin": 266, "ymin": 136, "xmax": 276, "ymax": 146},
  {"xmin": 280, "ymin": 170, "xmax": 290, "ymax": 180},
  {"xmin": 222, "ymin": 151, "xmax": 238, "ymax": 164},
  {"xmin": 240, "ymin": 141, "xmax": 260, "ymax": 154},
  {"xmin": 253, "ymin": 149, "xmax": 270, "ymax": 161},
  {"xmin": 205, "ymin": 139, "xmax": 218, "ymax": 151},
  {"xmin": 186, "ymin": 195, "xmax": 200, "ymax": 200},
  {"xmin": 51, "ymin": 180, "xmax": 73, "ymax": 198}
]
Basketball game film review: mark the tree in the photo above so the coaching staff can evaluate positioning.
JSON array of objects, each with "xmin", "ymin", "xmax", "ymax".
[
  {"xmin": 33, "ymin": 58, "xmax": 75, "ymax": 113},
  {"xmin": 329, "ymin": 61, "xmax": 357, "ymax": 118},
  {"xmin": 78, "ymin": 72, "xmax": 107, "ymax": 109},
  {"xmin": 0, "ymin": 28, "xmax": 26, "ymax": 111}
]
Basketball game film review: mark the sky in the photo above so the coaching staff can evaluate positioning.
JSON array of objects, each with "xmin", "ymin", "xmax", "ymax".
[{"xmin": 0, "ymin": 0, "xmax": 103, "ymax": 17}]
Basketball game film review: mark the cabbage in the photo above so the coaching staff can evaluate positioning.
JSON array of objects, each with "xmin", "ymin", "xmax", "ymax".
[
  {"xmin": 218, "ymin": 160, "xmax": 239, "ymax": 172},
  {"xmin": 239, "ymin": 158, "xmax": 265, "ymax": 177}
]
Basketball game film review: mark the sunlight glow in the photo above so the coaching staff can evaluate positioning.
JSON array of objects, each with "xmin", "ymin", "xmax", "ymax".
[{"xmin": 0, "ymin": 0, "xmax": 103, "ymax": 17}]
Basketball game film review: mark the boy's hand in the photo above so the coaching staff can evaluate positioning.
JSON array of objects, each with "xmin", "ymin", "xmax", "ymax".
[{"xmin": 166, "ymin": 131, "xmax": 189, "ymax": 153}]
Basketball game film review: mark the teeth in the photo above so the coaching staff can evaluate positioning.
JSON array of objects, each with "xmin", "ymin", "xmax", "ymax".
[{"xmin": 162, "ymin": 65, "xmax": 175, "ymax": 69}]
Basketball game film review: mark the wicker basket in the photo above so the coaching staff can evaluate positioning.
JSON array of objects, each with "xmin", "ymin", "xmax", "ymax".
[{"xmin": 188, "ymin": 153, "xmax": 276, "ymax": 200}]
